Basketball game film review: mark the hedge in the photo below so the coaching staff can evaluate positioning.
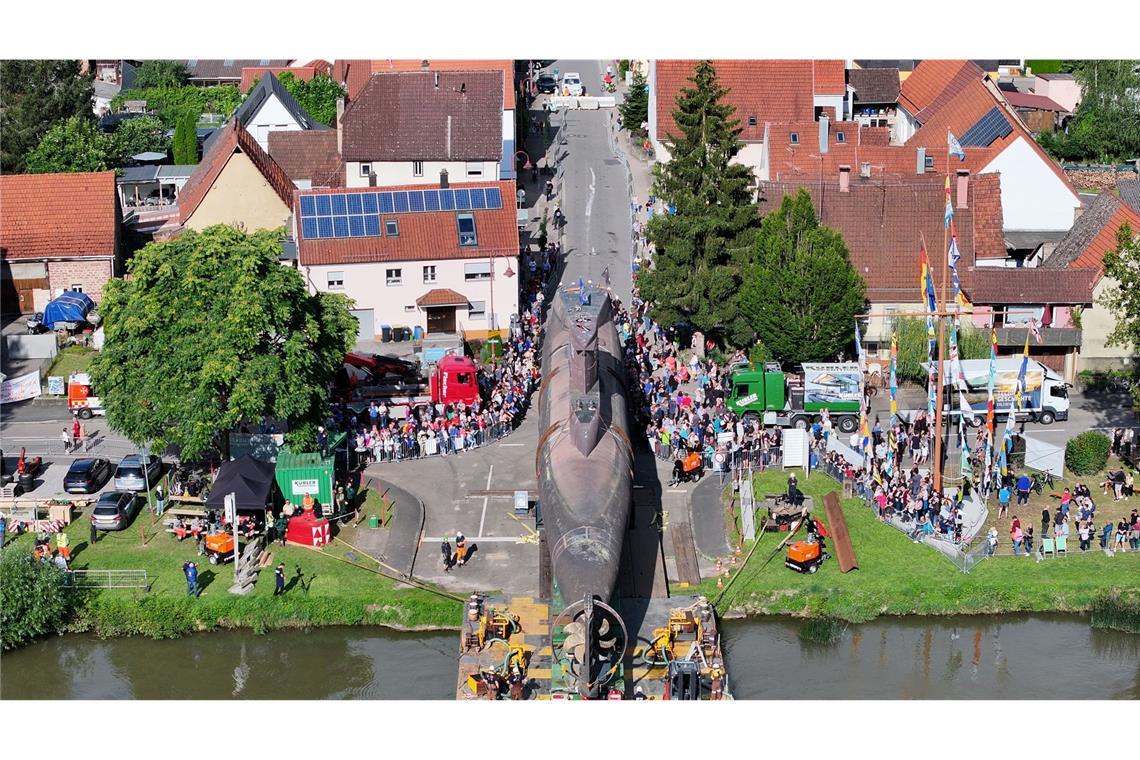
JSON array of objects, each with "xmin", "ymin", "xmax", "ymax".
[{"xmin": 1065, "ymin": 431, "xmax": 1111, "ymax": 475}]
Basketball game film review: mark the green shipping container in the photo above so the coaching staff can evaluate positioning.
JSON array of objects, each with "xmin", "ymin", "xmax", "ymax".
[{"xmin": 274, "ymin": 432, "xmax": 346, "ymax": 509}]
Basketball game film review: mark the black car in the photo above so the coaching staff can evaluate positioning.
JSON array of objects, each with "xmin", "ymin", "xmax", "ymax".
[
  {"xmin": 91, "ymin": 491, "xmax": 139, "ymax": 531},
  {"xmin": 64, "ymin": 458, "xmax": 112, "ymax": 494},
  {"xmin": 536, "ymin": 75, "xmax": 557, "ymax": 94}
]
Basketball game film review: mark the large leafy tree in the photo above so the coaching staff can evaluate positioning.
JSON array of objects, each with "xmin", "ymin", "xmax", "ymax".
[
  {"xmin": 638, "ymin": 60, "xmax": 760, "ymax": 347},
  {"xmin": 110, "ymin": 115, "xmax": 170, "ymax": 162},
  {"xmin": 619, "ymin": 69, "xmax": 649, "ymax": 131},
  {"xmin": 1, "ymin": 60, "xmax": 94, "ymax": 172},
  {"xmin": 90, "ymin": 226, "xmax": 358, "ymax": 461},
  {"xmin": 110, "ymin": 84, "xmax": 242, "ymax": 128},
  {"xmin": 738, "ymin": 190, "xmax": 865, "ymax": 366},
  {"xmin": 1039, "ymin": 59, "xmax": 1140, "ymax": 163},
  {"xmin": 1099, "ymin": 223, "xmax": 1140, "ymax": 403},
  {"xmin": 25, "ymin": 116, "xmax": 114, "ymax": 173},
  {"xmin": 172, "ymin": 114, "xmax": 198, "ymax": 164},
  {"xmin": 0, "ymin": 548, "xmax": 72, "ymax": 650},
  {"xmin": 275, "ymin": 72, "xmax": 343, "ymax": 127},
  {"xmin": 133, "ymin": 60, "xmax": 189, "ymax": 89}
]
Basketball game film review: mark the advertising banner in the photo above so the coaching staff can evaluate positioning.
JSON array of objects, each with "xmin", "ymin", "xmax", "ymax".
[
  {"xmin": 801, "ymin": 363, "xmax": 863, "ymax": 406},
  {"xmin": 0, "ymin": 371, "xmax": 42, "ymax": 404}
]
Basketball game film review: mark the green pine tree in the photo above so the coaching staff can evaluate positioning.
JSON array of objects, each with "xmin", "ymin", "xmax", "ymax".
[
  {"xmin": 1, "ymin": 60, "xmax": 94, "ymax": 173},
  {"xmin": 638, "ymin": 60, "xmax": 759, "ymax": 347},
  {"xmin": 173, "ymin": 114, "xmax": 198, "ymax": 164},
  {"xmin": 619, "ymin": 69, "xmax": 648, "ymax": 132},
  {"xmin": 738, "ymin": 190, "xmax": 866, "ymax": 366}
]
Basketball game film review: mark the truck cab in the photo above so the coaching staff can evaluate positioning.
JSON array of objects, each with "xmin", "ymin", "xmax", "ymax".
[
  {"xmin": 68, "ymin": 372, "xmax": 105, "ymax": 419},
  {"xmin": 429, "ymin": 355, "xmax": 480, "ymax": 406}
]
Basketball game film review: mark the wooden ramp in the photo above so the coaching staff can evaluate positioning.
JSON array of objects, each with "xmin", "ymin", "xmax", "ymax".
[
  {"xmin": 823, "ymin": 492, "xmax": 858, "ymax": 573},
  {"xmin": 670, "ymin": 522, "xmax": 701, "ymax": 585}
]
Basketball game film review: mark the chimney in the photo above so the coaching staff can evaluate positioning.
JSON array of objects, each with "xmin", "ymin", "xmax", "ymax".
[
  {"xmin": 860, "ymin": 161, "xmax": 871, "ymax": 178},
  {"xmin": 421, "ymin": 59, "xmax": 429, "ymax": 71},
  {"xmin": 916, "ymin": 147, "xmax": 927, "ymax": 175},
  {"xmin": 818, "ymin": 115, "xmax": 830, "ymax": 154},
  {"xmin": 434, "ymin": 72, "xmax": 439, "ymax": 89},
  {"xmin": 956, "ymin": 169, "xmax": 970, "ymax": 209},
  {"xmin": 439, "ymin": 168, "xmax": 449, "ymax": 189},
  {"xmin": 839, "ymin": 165, "xmax": 851, "ymax": 192},
  {"xmin": 335, "ymin": 97, "xmax": 345, "ymax": 156}
]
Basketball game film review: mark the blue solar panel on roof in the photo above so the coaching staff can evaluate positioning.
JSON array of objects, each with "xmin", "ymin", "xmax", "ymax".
[
  {"xmin": 300, "ymin": 195, "xmax": 316, "ymax": 217},
  {"xmin": 317, "ymin": 217, "xmax": 333, "ymax": 237},
  {"xmin": 424, "ymin": 190, "xmax": 441, "ymax": 211},
  {"xmin": 469, "ymin": 188, "xmax": 486, "ymax": 209},
  {"xmin": 364, "ymin": 215, "xmax": 380, "ymax": 236},
  {"xmin": 960, "ymin": 107, "xmax": 1013, "ymax": 147},
  {"xmin": 315, "ymin": 195, "xmax": 332, "ymax": 216},
  {"xmin": 347, "ymin": 194, "xmax": 363, "ymax": 215},
  {"xmin": 439, "ymin": 189, "xmax": 455, "ymax": 210},
  {"xmin": 333, "ymin": 216, "xmax": 349, "ymax": 238},
  {"xmin": 393, "ymin": 192, "xmax": 409, "ymax": 213},
  {"xmin": 362, "ymin": 193, "xmax": 377, "ymax": 214},
  {"xmin": 378, "ymin": 192, "xmax": 394, "ymax": 214},
  {"xmin": 298, "ymin": 186, "xmax": 506, "ymax": 239},
  {"xmin": 331, "ymin": 195, "xmax": 347, "ymax": 215},
  {"xmin": 302, "ymin": 218, "xmax": 318, "ymax": 239},
  {"xmin": 485, "ymin": 187, "xmax": 502, "ymax": 209},
  {"xmin": 408, "ymin": 191, "xmax": 425, "ymax": 212},
  {"xmin": 454, "ymin": 189, "xmax": 471, "ymax": 209},
  {"xmin": 349, "ymin": 215, "xmax": 365, "ymax": 237}
]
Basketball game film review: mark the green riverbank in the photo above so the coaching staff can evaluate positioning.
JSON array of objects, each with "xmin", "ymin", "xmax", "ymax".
[{"xmin": 688, "ymin": 471, "xmax": 1140, "ymax": 623}]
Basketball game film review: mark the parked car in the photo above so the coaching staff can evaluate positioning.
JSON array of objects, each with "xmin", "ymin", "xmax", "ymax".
[
  {"xmin": 91, "ymin": 491, "xmax": 139, "ymax": 531},
  {"xmin": 536, "ymin": 75, "xmax": 557, "ymax": 94},
  {"xmin": 562, "ymin": 72, "xmax": 584, "ymax": 96},
  {"xmin": 113, "ymin": 454, "xmax": 163, "ymax": 492},
  {"xmin": 63, "ymin": 458, "xmax": 112, "ymax": 494}
]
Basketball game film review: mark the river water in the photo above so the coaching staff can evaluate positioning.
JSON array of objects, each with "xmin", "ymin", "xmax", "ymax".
[{"xmin": 2, "ymin": 615, "xmax": 1135, "ymax": 699}]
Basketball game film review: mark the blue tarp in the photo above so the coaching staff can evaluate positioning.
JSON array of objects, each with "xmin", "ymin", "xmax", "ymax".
[{"xmin": 42, "ymin": 292, "xmax": 95, "ymax": 329}]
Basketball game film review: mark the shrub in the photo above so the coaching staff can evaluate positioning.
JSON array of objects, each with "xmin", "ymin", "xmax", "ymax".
[
  {"xmin": 1090, "ymin": 590, "xmax": 1140, "ymax": 634},
  {"xmin": 0, "ymin": 548, "xmax": 73, "ymax": 650},
  {"xmin": 1065, "ymin": 431, "xmax": 1111, "ymax": 475}
]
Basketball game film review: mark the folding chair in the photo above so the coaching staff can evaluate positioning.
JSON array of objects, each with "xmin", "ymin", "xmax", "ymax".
[
  {"xmin": 1054, "ymin": 535, "xmax": 1067, "ymax": 556},
  {"xmin": 1041, "ymin": 537, "xmax": 1055, "ymax": 558}
]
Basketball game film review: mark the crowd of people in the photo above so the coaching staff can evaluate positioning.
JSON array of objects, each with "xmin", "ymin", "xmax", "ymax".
[{"xmin": 325, "ymin": 243, "xmax": 559, "ymax": 465}]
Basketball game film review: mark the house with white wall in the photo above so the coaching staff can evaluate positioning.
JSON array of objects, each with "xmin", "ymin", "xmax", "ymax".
[
  {"xmin": 296, "ymin": 180, "xmax": 519, "ymax": 342},
  {"xmin": 340, "ymin": 70, "xmax": 503, "ymax": 189},
  {"xmin": 204, "ymin": 72, "xmax": 330, "ymax": 154}
]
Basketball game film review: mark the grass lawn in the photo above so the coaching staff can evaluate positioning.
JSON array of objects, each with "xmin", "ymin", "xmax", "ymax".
[
  {"xmin": 977, "ymin": 454, "xmax": 1138, "ymax": 553},
  {"xmin": 45, "ymin": 346, "xmax": 95, "ymax": 380},
  {"xmin": 8, "ymin": 499, "xmax": 462, "ymax": 640},
  {"xmin": 699, "ymin": 471, "xmax": 1140, "ymax": 622}
]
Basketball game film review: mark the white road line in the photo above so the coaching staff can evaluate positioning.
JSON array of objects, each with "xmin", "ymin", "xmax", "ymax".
[
  {"xmin": 584, "ymin": 167, "xmax": 596, "ymax": 220},
  {"xmin": 478, "ymin": 465, "xmax": 493, "ymax": 538},
  {"xmin": 499, "ymin": 443, "xmax": 526, "ymax": 447}
]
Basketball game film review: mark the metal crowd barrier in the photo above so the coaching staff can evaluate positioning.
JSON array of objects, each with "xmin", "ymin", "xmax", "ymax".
[
  {"xmin": 66, "ymin": 569, "xmax": 150, "ymax": 591},
  {"xmin": 355, "ymin": 422, "xmax": 518, "ymax": 464}
]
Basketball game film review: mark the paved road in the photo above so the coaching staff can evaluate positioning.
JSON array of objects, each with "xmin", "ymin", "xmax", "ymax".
[{"xmin": 547, "ymin": 59, "xmax": 634, "ymax": 302}]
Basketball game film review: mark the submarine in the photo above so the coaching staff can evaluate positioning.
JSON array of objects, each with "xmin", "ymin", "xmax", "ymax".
[{"xmin": 536, "ymin": 279, "xmax": 634, "ymax": 698}]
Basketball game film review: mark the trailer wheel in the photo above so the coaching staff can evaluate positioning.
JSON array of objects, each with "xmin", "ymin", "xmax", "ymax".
[
  {"xmin": 808, "ymin": 562, "xmax": 818, "ymax": 574},
  {"xmin": 78, "ymin": 408, "xmax": 93, "ymax": 420},
  {"xmin": 1037, "ymin": 410, "xmax": 1055, "ymax": 425},
  {"xmin": 791, "ymin": 416, "xmax": 808, "ymax": 430},
  {"xmin": 209, "ymin": 554, "xmax": 219, "ymax": 565},
  {"xmin": 837, "ymin": 416, "xmax": 858, "ymax": 434},
  {"xmin": 966, "ymin": 415, "xmax": 983, "ymax": 428}
]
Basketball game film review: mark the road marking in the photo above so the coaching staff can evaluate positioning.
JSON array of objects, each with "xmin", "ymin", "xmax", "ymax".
[
  {"xmin": 584, "ymin": 167, "xmax": 596, "ymax": 220},
  {"xmin": 499, "ymin": 443, "xmax": 526, "ymax": 447},
  {"xmin": 667, "ymin": 489, "xmax": 688, "ymax": 494},
  {"xmin": 478, "ymin": 465, "xmax": 493, "ymax": 538},
  {"xmin": 421, "ymin": 536, "xmax": 524, "ymax": 544}
]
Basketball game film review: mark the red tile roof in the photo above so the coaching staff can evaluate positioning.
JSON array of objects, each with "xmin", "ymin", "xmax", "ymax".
[
  {"xmin": 334, "ymin": 59, "xmax": 516, "ymax": 109},
  {"xmin": 268, "ymin": 130, "xmax": 343, "ymax": 188},
  {"xmin": 755, "ymin": 173, "xmax": 1005, "ymax": 302},
  {"xmin": 297, "ymin": 180, "xmax": 519, "ymax": 266},
  {"xmin": 766, "ymin": 120, "xmax": 927, "ymax": 180},
  {"xmin": 341, "ymin": 71, "xmax": 503, "ymax": 162},
  {"xmin": 999, "ymin": 90, "xmax": 1068, "ymax": 112},
  {"xmin": 655, "ymin": 60, "xmax": 819, "ymax": 144},
  {"xmin": 416, "ymin": 287, "xmax": 470, "ymax": 307},
  {"xmin": 964, "ymin": 266, "xmax": 1098, "ymax": 304},
  {"xmin": 1047, "ymin": 193, "xmax": 1140, "ymax": 272},
  {"xmin": 0, "ymin": 171, "xmax": 118, "ymax": 260},
  {"xmin": 898, "ymin": 60, "xmax": 983, "ymax": 121},
  {"xmin": 814, "ymin": 60, "xmax": 847, "ymax": 95},
  {"xmin": 178, "ymin": 122, "xmax": 296, "ymax": 226}
]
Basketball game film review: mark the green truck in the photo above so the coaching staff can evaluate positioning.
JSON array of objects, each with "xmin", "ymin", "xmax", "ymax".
[{"xmin": 726, "ymin": 362, "xmax": 863, "ymax": 433}]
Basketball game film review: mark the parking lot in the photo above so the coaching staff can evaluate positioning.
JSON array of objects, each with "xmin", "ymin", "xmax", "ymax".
[{"xmin": 3, "ymin": 450, "xmax": 167, "ymax": 504}]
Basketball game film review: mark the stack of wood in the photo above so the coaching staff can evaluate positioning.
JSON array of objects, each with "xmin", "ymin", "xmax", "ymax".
[
  {"xmin": 228, "ymin": 536, "xmax": 267, "ymax": 595},
  {"xmin": 1065, "ymin": 169, "xmax": 1136, "ymax": 192}
]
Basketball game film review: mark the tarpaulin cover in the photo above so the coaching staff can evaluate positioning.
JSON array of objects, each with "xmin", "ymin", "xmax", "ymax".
[
  {"xmin": 43, "ymin": 292, "xmax": 95, "ymax": 329},
  {"xmin": 206, "ymin": 455, "xmax": 278, "ymax": 511}
]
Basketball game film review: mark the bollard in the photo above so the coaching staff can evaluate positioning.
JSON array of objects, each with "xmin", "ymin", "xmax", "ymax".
[
  {"xmin": 716, "ymin": 574, "xmax": 723, "ymax": 589},
  {"xmin": 731, "ymin": 554, "xmax": 737, "ymax": 568},
  {"xmin": 715, "ymin": 558, "xmax": 722, "ymax": 576}
]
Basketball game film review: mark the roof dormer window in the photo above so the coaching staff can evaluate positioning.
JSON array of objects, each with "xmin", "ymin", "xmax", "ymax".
[{"xmin": 789, "ymin": 132, "xmax": 800, "ymax": 145}]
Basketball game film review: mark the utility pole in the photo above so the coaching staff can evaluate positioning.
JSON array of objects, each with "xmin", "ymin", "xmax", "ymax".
[{"xmin": 932, "ymin": 149, "xmax": 952, "ymax": 493}]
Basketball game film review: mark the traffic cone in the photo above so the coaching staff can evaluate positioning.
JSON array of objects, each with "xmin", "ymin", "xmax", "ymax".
[
  {"xmin": 716, "ymin": 574, "xmax": 723, "ymax": 588},
  {"xmin": 715, "ymin": 558, "xmax": 722, "ymax": 575},
  {"xmin": 731, "ymin": 554, "xmax": 737, "ymax": 568}
]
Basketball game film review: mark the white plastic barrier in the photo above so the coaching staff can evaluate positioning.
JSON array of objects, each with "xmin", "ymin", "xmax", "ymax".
[
  {"xmin": 783, "ymin": 429, "xmax": 810, "ymax": 471},
  {"xmin": 547, "ymin": 96, "xmax": 617, "ymax": 110}
]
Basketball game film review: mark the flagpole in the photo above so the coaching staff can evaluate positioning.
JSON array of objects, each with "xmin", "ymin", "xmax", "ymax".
[{"xmin": 932, "ymin": 148, "xmax": 952, "ymax": 493}]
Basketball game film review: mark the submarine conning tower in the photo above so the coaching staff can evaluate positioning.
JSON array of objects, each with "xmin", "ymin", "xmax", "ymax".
[{"xmin": 567, "ymin": 287, "xmax": 604, "ymax": 457}]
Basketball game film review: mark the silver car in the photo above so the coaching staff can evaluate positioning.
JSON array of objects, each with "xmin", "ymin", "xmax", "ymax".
[
  {"xmin": 91, "ymin": 491, "xmax": 139, "ymax": 531},
  {"xmin": 113, "ymin": 454, "xmax": 163, "ymax": 492}
]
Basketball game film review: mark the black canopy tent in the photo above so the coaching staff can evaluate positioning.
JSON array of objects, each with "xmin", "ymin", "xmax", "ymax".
[{"xmin": 206, "ymin": 455, "xmax": 278, "ymax": 511}]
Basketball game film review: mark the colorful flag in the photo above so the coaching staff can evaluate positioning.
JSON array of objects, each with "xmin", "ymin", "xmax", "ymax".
[
  {"xmin": 944, "ymin": 176, "xmax": 954, "ymax": 227},
  {"xmin": 948, "ymin": 130, "xmax": 966, "ymax": 161},
  {"xmin": 888, "ymin": 333, "xmax": 898, "ymax": 478},
  {"xmin": 1014, "ymin": 333, "xmax": 1030, "ymax": 410},
  {"xmin": 854, "ymin": 319, "xmax": 866, "ymax": 373},
  {"xmin": 1028, "ymin": 318, "xmax": 1043, "ymax": 344},
  {"xmin": 984, "ymin": 326, "xmax": 997, "ymax": 482},
  {"xmin": 920, "ymin": 244, "xmax": 938, "ymax": 418}
]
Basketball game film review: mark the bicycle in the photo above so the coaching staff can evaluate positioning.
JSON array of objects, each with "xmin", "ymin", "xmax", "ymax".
[
  {"xmin": 1030, "ymin": 470, "xmax": 1055, "ymax": 496},
  {"xmin": 1107, "ymin": 375, "xmax": 1133, "ymax": 394}
]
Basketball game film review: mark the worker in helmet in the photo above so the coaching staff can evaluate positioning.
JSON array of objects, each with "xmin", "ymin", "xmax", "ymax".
[{"xmin": 710, "ymin": 662, "xmax": 724, "ymax": 700}]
